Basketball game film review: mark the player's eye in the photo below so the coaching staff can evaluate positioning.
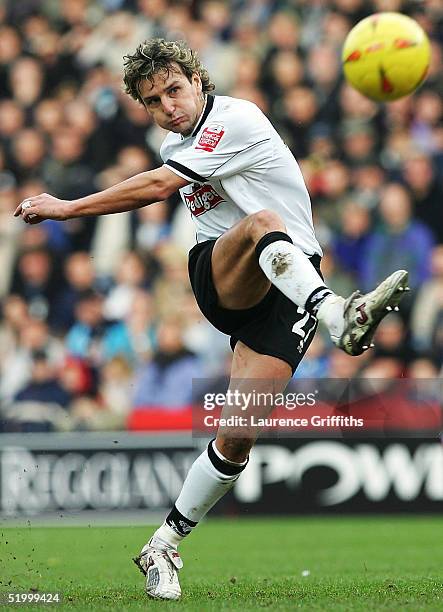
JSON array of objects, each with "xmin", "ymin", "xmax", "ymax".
[{"xmin": 169, "ymin": 87, "xmax": 179, "ymax": 94}]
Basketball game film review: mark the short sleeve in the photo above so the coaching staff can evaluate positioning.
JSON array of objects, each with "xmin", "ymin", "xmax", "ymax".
[{"xmin": 164, "ymin": 102, "xmax": 271, "ymax": 183}]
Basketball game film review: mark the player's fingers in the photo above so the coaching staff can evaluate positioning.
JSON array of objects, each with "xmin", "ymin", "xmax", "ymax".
[
  {"xmin": 22, "ymin": 211, "xmax": 42, "ymax": 225},
  {"xmin": 22, "ymin": 201, "xmax": 38, "ymax": 221},
  {"xmin": 27, "ymin": 215, "xmax": 42, "ymax": 225},
  {"xmin": 22, "ymin": 207, "xmax": 35, "ymax": 220},
  {"xmin": 14, "ymin": 199, "xmax": 32, "ymax": 217}
]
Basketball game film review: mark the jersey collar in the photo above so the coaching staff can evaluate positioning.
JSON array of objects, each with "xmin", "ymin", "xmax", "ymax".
[{"xmin": 190, "ymin": 94, "xmax": 215, "ymax": 138}]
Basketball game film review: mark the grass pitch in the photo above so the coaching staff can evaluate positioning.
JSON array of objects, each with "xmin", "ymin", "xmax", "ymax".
[{"xmin": 1, "ymin": 516, "xmax": 442, "ymax": 610}]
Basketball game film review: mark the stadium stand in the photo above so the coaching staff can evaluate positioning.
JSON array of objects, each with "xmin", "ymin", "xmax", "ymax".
[{"xmin": 0, "ymin": 0, "xmax": 442, "ymax": 432}]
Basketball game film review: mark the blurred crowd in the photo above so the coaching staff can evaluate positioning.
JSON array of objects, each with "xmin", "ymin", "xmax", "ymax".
[{"xmin": 0, "ymin": 0, "xmax": 443, "ymax": 432}]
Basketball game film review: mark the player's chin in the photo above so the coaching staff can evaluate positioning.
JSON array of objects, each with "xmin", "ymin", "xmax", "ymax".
[{"xmin": 169, "ymin": 121, "xmax": 191, "ymax": 135}]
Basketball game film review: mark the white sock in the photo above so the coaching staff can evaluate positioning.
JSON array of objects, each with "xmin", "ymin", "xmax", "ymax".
[
  {"xmin": 175, "ymin": 443, "xmax": 244, "ymax": 521},
  {"xmin": 258, "ymin": 240, "xmax": 331, "ymax": 309},
  {"xmin": 316, "ymin": 294, "xmax": 346, "ymax": 340},
  {"xmin": 257, "ymin": 236, "xmax": 348, "ymax": 339},
  {"xmin": 150, "ymin": 442, "xmax": 246, "ymax": 549},
  {"xmin": 150, "ymin": 522, "xmax": 183, "ymax": 550}
]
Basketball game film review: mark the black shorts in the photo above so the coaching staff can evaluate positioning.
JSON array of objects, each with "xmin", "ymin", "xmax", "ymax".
[{"xmin": 188, "ymin": 239, "xmax": 323, "ymax": 374}]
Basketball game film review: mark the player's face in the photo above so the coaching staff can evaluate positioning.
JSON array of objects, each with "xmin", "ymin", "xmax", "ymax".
[{"xmin": 139, "ymin": 65, "xmax": 205, "ymax": 136}]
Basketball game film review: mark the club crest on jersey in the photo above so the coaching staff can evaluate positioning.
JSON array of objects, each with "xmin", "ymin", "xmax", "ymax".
[
  {"xmin": 183, "ymin": 184, "xmax": 224, "ymax": 216},
  {"xmin": 195, "ymin": 123, "xmax": 225, "ymax": 152}
]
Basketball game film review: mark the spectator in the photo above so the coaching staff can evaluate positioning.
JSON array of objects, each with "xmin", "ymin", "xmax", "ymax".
[
  {"xmin": 352, "ymin": 163, "xmax": 385, "ymax": 209},
  {"xmin": 361, "ymin": 183, "xmax": 434, "ymax": 291},
  {"xmin": 341, "ymin": 122, "xmax": 378, "ymax": 168},
  {"xmin": 69, "ymin": 356, "xmax": 133, "ymax": 431},
  {"xmin": 132, "ymin": 317, "xmax": 201, "ymax": 408},
  {"xmin": 0, "ymin": 318, "xmax": 64, "ymax": 402},
  {"xmin": 34, "ymin": 98, "xmax": 64, "ymax": 137},
  {"xmin": 408, "ymin": 357, "xmax": 440, "ymax": 379},
  {"xmin": 180, "ymin": 291, "xmax": 229, "ymax": 377},
  {"xmin": 10, "ymin": 128, "xmax": 47, "ymax": 183},
  {"xmin": 14, "ymin": 349, "xmax": 72, "ymax": 409},
  {"xmin": 51, "ymin": 251, "xmax": 98, "ymax": 331},
  {"xmin": 411, "ymin": 244, "xmax": 443, "ymax": 357},
  {"xmin": 411, "ymin": 89, "xmax": 443, "ymax": 153},
  {"xmin": 104, "ymin": 251, "xmax": 149, "ymax": 320},
  {"xmin": 401, "ymin": 152, "xmax": 443, "ymax": 243},
  {"xmin": 278, "ymin": 86, "xmax": 319, "ymax": 158},
  {"xmin": 372, "ymin": 313, "xmax": 414, "ymax": 365},
  {"xmin": 307, "ymin": 123, "xmax": 337, "ymax": 163},
  {"xmin": 320, "ymin": 248, "xmax": 355, "ymax": 299},
  {"xmin": 11, "ymin": 247, "xmax": 60, "ymax": 321},
  {"xmin": 135, "ymin": 201, "xmax": 170, "ymax": 253},
  {"xmin": 333, "ymin": 199, "xmax": 372, "ymax": 284},
  {"xmin": 0, "ymin": 182, "xmax": 22, "ymax": 297},
  {"xmin": 0, "ymin": 295, "xmax": 28, "ymax": 369},
  {"xmin": 43, "ymin": 127, "xmax": 95, "ymax": 201},
  {"xmin": 315, "ymin": 160, "xmax": 352, "ymax": 230},
  {"xmin": 58, "ymin": 355, "xmax": 94, "ymax": 399},
  {"xmin": 0, "ymin": 25, "xmax": 22, "ymax": 94},
  {"xmin": 77, "ymin": 11, "xmax": 148, "ymax": 74},
  {"xmin": 121, "ymin": 289, "xmax": 156, "ymax": 364},
  {"xmin": 98, "ymin": 356, "xmax": 134, "ymax": 424},
  {"xmin": 66, "ymin": 289, "xmax": 133, "ymax": 366},
  {"xmin": 267, "ymin": 50, "xmax": 304, "ymax": 99},
  {"xmin": 306, "ymin": 43, "xmax": 341, "ymax": 124},
  {"xmin": 0, "ymin": 99, "xmax": 25, "ymax": 143},
  {"xmin": 9, "ymin": 56, "xmax": 45, "ymax": 109}
]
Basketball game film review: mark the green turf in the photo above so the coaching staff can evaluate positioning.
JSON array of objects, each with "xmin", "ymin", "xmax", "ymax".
[{"xmin": 1, "ymin": 517, "xmax": 442, "ymax": 610}]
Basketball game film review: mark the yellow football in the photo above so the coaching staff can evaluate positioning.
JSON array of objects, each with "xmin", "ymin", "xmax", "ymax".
[{"xmin": 342, "ymin": 12, "xmax": 431, "ymax": 102}]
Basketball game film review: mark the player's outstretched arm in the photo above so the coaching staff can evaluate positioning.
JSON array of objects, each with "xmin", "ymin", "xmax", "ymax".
[{"xmin": 14, "ymin": 167, "xmax": 189, "ymax": 224}]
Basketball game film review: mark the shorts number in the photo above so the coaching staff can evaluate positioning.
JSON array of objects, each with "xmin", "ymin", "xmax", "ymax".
[{"xmin": 292, "ymin": 307, "xmax": 317, "ymax": 353}]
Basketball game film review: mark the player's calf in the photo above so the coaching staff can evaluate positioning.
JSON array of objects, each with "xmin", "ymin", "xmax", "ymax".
[{"xmin": 215, "ymin": 436, "xmax": 254, "ymax": 463}]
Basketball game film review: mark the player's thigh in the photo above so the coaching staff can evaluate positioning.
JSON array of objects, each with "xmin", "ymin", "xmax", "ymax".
[
  {"xmin": 215, "ymin": 341, "xmax": 291, "ymax": 462},
  {"xmin": 229, "ymin": 340, "xmax": 292, "ymax": 379},
  {"xmin": 211, "ymin": 217, "xmax": 271, "ymax": 310}
]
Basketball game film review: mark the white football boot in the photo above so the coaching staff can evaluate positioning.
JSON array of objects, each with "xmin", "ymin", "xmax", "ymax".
[
  {"xmin": 334, "ymin": 270, "xmax": 410, "ymax": 356},
  {"xmin": 133, "ymin": 539, "xmax": 183, "ymax": 601}
]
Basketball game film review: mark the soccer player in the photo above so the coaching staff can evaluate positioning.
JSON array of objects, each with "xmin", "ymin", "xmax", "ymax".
[{"xmin": 15, "ymin": 39, "xmax": 409, "ymax": 600}]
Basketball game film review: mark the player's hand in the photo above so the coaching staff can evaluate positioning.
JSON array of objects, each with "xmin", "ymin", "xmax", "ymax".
[{"xmin": 14, "ymin": 193, "xmax": 70, "ymax": 224}]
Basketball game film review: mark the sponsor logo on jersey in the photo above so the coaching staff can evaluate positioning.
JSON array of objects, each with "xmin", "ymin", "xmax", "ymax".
[
  {"xmin": 183, "ymin": 184, "xmax": 224, "ymax": 216},
  {"xmin": 195, "ymin": 123, "xmax": 225, "ymax": 152}
]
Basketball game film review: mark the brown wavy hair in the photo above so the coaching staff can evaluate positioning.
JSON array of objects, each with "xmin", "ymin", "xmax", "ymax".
[{"xmin": 123, "ymin": 39, "xmax": 215, "ymax": 104}]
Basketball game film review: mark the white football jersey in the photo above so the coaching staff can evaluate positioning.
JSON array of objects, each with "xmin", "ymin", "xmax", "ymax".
[{"xmin": 161, "ymin": 95, "xmax": 322, "ymax": 256}]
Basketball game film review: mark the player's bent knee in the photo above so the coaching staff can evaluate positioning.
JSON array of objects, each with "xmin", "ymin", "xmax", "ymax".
[{"xmin": 247, "ymin": 209, "xmax": 286, "ymax": 242}]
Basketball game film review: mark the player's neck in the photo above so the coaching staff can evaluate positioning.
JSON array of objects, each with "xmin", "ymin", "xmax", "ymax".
[
  {"xmin": 195, "ymin": 94, "xmax": 207, "ymax": 127},
  {"xmin": 183, "ymin": 94, "xmax": 207, "ymax": 138}
]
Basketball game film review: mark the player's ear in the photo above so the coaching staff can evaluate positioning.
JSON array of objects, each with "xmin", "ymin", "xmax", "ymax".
[{"xmin": 193, "ymin": 73, "xmax": 202, "ymax": 93}]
